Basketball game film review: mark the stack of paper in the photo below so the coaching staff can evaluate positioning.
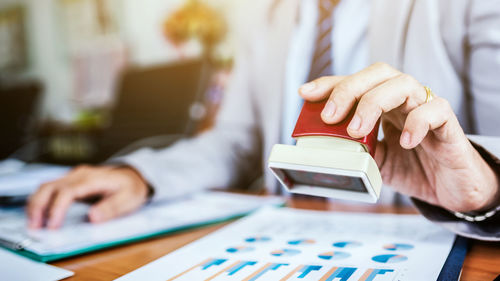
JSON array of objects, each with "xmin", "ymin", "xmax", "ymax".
[
  {"xmin": 0, "ymin": 162, "xmax": 70, "ymax": 197},
  {"xmin": 0, "ymin": 192, "xmax": 283, "ymax": 262},
  {"xmin": 0, "ymin": 247, "xmax": 73, "ymax": 281}
]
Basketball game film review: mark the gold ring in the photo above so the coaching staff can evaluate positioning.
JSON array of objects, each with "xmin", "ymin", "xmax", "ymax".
[{"xmin": 424, "ymin": 86, "xmax": 435, "ymax": 103}]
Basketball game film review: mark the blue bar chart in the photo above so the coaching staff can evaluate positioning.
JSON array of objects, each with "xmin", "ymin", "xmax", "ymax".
[
  {"xmin": 117, "ymin": 207, "xmax": 456, "ymax": 281},
  {"xmin": 166, "ymin": 258, "xmax": 397, "ymax": 281}
]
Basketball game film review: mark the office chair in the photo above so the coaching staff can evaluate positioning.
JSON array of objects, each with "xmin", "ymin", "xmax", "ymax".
[{"xmin": 0, "ymin": 81, "xmax": 41, "ymax": 160}]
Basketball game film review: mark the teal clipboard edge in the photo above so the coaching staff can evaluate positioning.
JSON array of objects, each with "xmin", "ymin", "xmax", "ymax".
[{"xmin": 2, "ymin": 202, "xmax": 286, "ymax": 263}]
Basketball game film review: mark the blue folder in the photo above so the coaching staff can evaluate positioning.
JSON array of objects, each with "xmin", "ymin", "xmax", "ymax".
[{"xmin": 437, "ymin": 236, "xmax": 469, "ymax": 281}]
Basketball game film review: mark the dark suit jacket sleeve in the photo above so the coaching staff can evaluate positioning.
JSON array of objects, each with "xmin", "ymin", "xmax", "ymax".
[{"xmin": 412, "ymin": 140, "xmax": 500, "ymax": 241}]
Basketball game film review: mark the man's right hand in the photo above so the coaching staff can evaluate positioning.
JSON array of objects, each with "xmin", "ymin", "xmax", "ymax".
[{"xmin": 27, "ymin": 165, "xmax": 150, "ymax": 229}]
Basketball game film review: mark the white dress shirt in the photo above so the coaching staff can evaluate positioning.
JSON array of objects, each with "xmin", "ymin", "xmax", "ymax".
[
  {"xmin": 281, "ymin": 0, "xmax": 370, "ymax": 145},
  {"xmin": 281, "ymin": 0, "xmax": 403, "ymax": 204}
]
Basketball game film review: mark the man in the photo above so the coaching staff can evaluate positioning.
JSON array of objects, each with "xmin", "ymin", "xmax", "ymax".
[{"xmin": 28, "ymin": 0, "xmax": 500, "ymax": 240}]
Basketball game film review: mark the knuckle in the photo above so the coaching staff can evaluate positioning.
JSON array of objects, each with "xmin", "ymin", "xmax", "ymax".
[
  {"xmin": 39, "ymin": 183, "xmax": 55, "ymax": 192},
  {"xmin": 373, "ymin": 61, "xmax": 387, "ymax": 68},
  {"xmin": 331, "ymin": 94, "xmax": 349, "ymax": 107},
  {"xmin": 432, "ymin": 98, "xmax": 453, "ymax": 118},
  {"xmin": 71, "ymin": 183, "xmax": 90, "ymax": 197},
  {"xmin": 316, "ymin": 76, "xmax": 334, "ymax": 83},
  {"xmin": 57, "ymin": 188, "xmax": 74, "ymax": 200},
  {"xmin": 406, "ymin": 109, "xmax": 423, "ymax": 125},
  {"xmin": 399, "ymin": 73, "xmax": 417, "ymax": 85},
  {"xmin": 356, "ymin": 102, "xmax": 374, "ymax": 117},
  {"xmin": 74, "ymin": 165, "xmax": 92, "ymax": 172},
  {"xmin": 373, "ymin": 62, "xmax": 394, "ymax": 72},
  {"xmin": 135, "ymin": 184, "xmax": 149, "ymax": 199},
  {"xmin": 360, "ymin": 93, "xmax": 384, "ymax": 113},
  {"xmin": 412, "ymin": 106, "xmax": 427, "ymax": 118},
  {"xmin": 332, "ymin": 82, "xmax": 354, "ymax": 100},
  {"xmin": 27, "ymin": 199, "xmax": 43, "ymax": 210},
  {"xmin": 359, "ymin": 93, "xmax": 378, "ymax": 107},
  {"xmin": 436, "ymin": 97, "xmax": 451, "ymax": 108}
]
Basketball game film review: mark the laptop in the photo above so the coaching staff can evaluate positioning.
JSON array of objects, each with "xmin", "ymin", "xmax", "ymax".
[{"xmin": 97, "ymin": 58, "xmax": 211, "ymax": 160}]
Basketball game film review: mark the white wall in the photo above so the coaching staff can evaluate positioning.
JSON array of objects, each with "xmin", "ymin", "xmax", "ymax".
[
  {"xmin": 29, "ymin": 0, "xmax": 75, "ymax": 121},
  {"xmin": 2, "ymin": 0, "xmax": 238, "ymax": 121},
  {"xmin": 122, "ymin": 0, "xmax": 196, "ymax": 66},
  {"xmin": 121, "ymin": 0, "xmax": 242, "ymax": 66}
]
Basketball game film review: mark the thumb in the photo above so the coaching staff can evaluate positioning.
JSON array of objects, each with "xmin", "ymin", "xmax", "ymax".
[{"xmin": 88, "ymin": 191, "xmax": 144, "ymax": 223}]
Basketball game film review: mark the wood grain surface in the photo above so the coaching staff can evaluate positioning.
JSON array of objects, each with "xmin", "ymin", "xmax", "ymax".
[{"xmin": 51, "ymin": 196, "xmax": 500, "ymax": 281}]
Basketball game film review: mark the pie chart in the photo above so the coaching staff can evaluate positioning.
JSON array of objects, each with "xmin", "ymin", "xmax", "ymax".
[
  {"xmin": 383, "ymin": 243, "xmax": 414, "ymax": 251},
  {"xmin": 332, "ymin": 241, "xmax": 362, "ymax": 248},
  {"xmin": 288, "ymin": 239, "xmax": 316, "ymax": 245},
  {"xmin": 245, "ymin": 236, "xmax": 271, "ymax": 243},
  {"xmin": 372, "ymin": 254, "xmax": 408, "ymax": 263},
  {"xmin": 226, "ymin": 246, "xmax": 255, "ymax": 253},
  {"xmin": 318, "ymin": 251, "xmax": 350, "ymax": 260},
  {"xmin": 270, "ymin": 249, "xmax": 301, "ymax": 257}
]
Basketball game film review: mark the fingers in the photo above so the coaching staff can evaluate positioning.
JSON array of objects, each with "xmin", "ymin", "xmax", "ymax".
[
  {"xmin": 299, "ymin": 76, "xmax": 345, "ymax": 101},
  {"xmin": 27, "ymin": 165, "xmax": 97, "ymax": 229},
  {"xmin": 26, "ymin": 165, "xmax": 149, "ymax": 229},
  {"xmin": 299, "ymin": 63, "xmax": 403, "ymax": 131},
  {"xmin": 400, "ymin": 97, "xmax": 461, "ymax": 149},
  {"xmin": 28, "ymin": 180, "xmax": 87, "ymax": 229},
  {"xmin": 320, "ymin": 62, "xmax": 401, "ymax": 124},
  {"xmin": 347, "ymin": 74, "xmax": 427, "ymax": 138},
  {"xmin": 88, "ymin": 189, "xmax": 145, "ymax": 223},
  {"xmin": 45, "ymin": 185, "xmax": 84, "ymax": 229},
  {"xmin": 27, "ymin": 182, "xmax": 58, "ymax": 228},
  {"xmin": 299, "ymin": 63, "xmax": 431, "ymax": 140}
]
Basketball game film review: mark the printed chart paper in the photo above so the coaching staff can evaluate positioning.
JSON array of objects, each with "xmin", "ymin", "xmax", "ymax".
[{"xmin": 117, "ymin": 207, "xmax": 455, "ymax": 281}]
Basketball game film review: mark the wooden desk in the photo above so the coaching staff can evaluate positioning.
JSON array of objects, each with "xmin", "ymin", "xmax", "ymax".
[{"xmin": 52, "ymin": 198, "xmax": 500, "ymax": 281}]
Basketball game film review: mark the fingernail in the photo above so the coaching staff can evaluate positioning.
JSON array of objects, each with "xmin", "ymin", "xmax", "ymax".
[
  {"xmin": 300, "ymin": 82, "xmax": 316, "ymax": 93},
  {"xmin": 401, "ymin": 131, "xmax": 411, "ymax": 147},
  {"xmin": 348, "ymin": 115, "xmax": 361, "ymax": 131},
  {"xmin": 321, "ymin": 100, "xmax": 336, "ymax": 118}
]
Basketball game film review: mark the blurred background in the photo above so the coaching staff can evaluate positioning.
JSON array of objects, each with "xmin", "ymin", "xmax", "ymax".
[{"xmin": 0, "ymin": 0, "xmax": 239, "ymax": 165}]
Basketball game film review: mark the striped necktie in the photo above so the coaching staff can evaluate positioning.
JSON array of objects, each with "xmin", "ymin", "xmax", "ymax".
[
  {"xmin": 307, "ymin": 0, "xmax": 341, "ymax": 81},
  {"xmin": 290, "ymin": 0, "xmax": 340, "ymax": 199}
]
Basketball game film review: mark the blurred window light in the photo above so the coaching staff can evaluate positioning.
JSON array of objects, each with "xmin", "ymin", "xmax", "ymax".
[
  {"xmin": 57, "ymin": 0, "xmax": 126, "ymax": 108},
  {"xmin": 58, "ymin": 0, "xmax": 121, "ymax": 52}
]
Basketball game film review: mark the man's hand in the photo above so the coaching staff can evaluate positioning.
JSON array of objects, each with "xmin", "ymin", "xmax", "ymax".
[
  {"xmin": 27, "ymin": 165, "xmax": 149, "ymax": 229},
  {"xmin": 299, "ymin": 62, "xmax": 500, "ymax": 212}
]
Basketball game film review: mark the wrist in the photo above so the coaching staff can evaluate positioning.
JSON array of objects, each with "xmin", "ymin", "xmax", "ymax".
[
  {"xmin": 452, "ymin": 155, "xmax": 500, "ymax": 222},
  {"xmin": 448, "ymin": 145, "xmax": 500, "ymax": 213},
  {"xmin": 475, "ymin": 165, "xmax": 500, "ymax": 212},
  {"xmin": 115, "ymin": 166, "xmax": 151, "ymax": 200},
  {"xmin": 469, "ymin": 150, "xmax": 500, "ymax": 212}
]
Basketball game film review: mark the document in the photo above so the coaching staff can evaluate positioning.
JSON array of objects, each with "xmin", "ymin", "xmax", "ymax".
[
  {"xmin": 116, "ymin": 207, "xmax": 456, "ymax": 281},
  {"xmin": 0, "ymin": 247, "xmax": 73, "ymax": 281},
  {"xmin": 0, "ymin": 159, "xmax": 25, "ymax": 175},
  {"xmin": 0, "ymin": 192, "xmax": 283, "ymax": 261},
  {"xmin": 0, "ymin": 162, "xmax": 70, "ymax": 197}
]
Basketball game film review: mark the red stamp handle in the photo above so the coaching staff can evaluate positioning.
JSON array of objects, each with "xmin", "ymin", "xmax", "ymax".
[{"xmin": 292, "ymin": 100, "xmax": 380, "ymax": 156}]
